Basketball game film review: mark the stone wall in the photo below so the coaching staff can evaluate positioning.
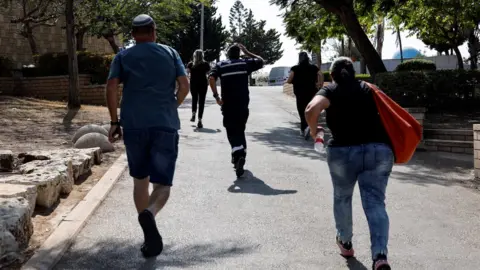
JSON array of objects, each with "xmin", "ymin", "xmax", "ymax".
[
  {"xmin": 0, "ymin": 75, "xmax": 122, "ymax": 106},
  {"xmin": 475, "ymin": 124, "xmax": 480, "ymax": 179},
  {"xmin": 0, "ymin": 6, "xmax": 117, "ymax": 68}
]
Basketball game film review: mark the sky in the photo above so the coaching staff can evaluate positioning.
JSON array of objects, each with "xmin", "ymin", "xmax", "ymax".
[{"xmin": 214, "ymin": 0, "xmax": 470, "ymax": 73}]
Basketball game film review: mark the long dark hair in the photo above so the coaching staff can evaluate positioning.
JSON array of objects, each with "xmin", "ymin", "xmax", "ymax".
[
  {"xmin": 330, "ymin": 57, "xmax": 356, "ymax": 85},
  {"xmin": 298, "ymin": 52, "xmax": 310, "ymax": 65}
]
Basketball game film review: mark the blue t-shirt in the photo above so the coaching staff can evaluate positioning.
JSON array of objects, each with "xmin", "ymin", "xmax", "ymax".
[{"xmin": 108, "ymin": 42, "xmax": 186, "ymax": 130}]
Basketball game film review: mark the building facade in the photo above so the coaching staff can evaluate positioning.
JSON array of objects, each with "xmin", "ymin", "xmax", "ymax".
[{"xmin": 0, "ymin": 7, "xmax": 115, "ymax": 69}]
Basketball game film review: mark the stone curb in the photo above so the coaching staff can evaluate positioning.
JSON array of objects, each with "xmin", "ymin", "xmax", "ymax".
[{"xmin": 21, "ymin": 154, "xmax": 128, "ymax": 270}]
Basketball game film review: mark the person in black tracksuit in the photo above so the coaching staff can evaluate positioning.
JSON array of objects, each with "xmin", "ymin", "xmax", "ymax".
[
  {"xmin": 187, "ymin": 49, "xmax": 211, "ymax": 128},
  {"xmin": 208, "ymin": 44, "xmax": 264, "ymax": 177},
  {"xmin": 287, "ymin": 52, "xmax": 324, "ymax": 139}
]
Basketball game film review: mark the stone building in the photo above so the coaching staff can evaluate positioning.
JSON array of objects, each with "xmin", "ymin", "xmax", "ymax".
[{"xmin": 0, "ymin": 7, "xmax": 115, "ymax": 69}]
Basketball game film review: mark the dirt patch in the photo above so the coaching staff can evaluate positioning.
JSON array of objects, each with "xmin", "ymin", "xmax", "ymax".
[{"xmin": 0, "ymin": 96, "xmax": 124, "ymax": 269}]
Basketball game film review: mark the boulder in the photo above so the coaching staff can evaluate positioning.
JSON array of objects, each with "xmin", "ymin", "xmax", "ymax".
[
  {"xmin": 0, "ymin": 198, "xmax": 33, "ymax": 249},
  {"xmin": 102, "ymin": 124, "xmax": 110, "ymax": 133},
  {"xmin": 18, "ymin": 159, "xmax": 74, "ymax": 195},
  {"xmin": 0, "ymin": 223, "xmax": 20, "ymax": 268},
  {"xmin": 74, "ymin": 133, "xmax": 114, "ymax": 153},
  {"xmin": 72, "ymin": 124, "xmax": 108, "ymax": 143},
  {"xmin": 1, "ymin": 172, "xmax": 62, "ymax": 208},
  {"xmin": 0, "ymin": 150, "xmax": 14, "ymax": 172},
  {"xmin": 0, "ymin": 184, "xmax": 37, "ymax": 216}
]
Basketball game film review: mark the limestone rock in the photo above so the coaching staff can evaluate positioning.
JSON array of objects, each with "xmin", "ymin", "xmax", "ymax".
[
  {"xmin": 19, "ymin": 148, "xmax": 102, "ymax": 179},
  {"xmin": 102, "ymin": 124, "xmax": 110, "ymax": 133},
  {"xmin": 72, "ymin": 124, "xmax": 108, "ymax": 143},
  {"xmin": 74, "ymin": 133, "xmax": 114, "ymax": 153},
  {"xmin": 0, "ymin": 223, "xmax": 20, "ymax": 268},
  {"xmin": 0, "ymin": 150, "xmax": 14, "ymax": 172},
  {"xmin": 1, "ymin": 172, "xmax": 62, "ymax": 208},
  {"xmin": 18, "ymin": 159, "xmax": 74, "ymax": 195},
  {"xmin": 0, "ymin": 184, "xmax": 37, "ymax": 216},
  {"xmin": 0, "ymin": 198, "xmax": 33, "ymax": 249}
]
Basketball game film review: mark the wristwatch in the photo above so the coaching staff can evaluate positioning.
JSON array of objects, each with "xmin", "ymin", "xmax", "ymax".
[
  {"xmin": 213, "ymin": 93, "xmax": 220, "ymax": 100},
  {"xmin": 110, "ymin": 120, "xmax": 120, "ymax": 126}
]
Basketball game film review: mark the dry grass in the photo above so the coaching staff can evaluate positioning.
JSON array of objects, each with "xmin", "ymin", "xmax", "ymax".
[{"xmin": 0, "ymin": 95, "xmax": 124, "ymax": 269}]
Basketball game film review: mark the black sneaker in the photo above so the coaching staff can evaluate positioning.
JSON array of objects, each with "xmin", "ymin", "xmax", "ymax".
[
  {"xmin": 190, "ymin": 113, "xmax": 196, "ymax": 122},
  {"xmin": 197, "ymin": 120, "xmax": 203, "ymax": 129},
  {"xmin": 372, "ymin": 254, "xmax": 390, "ymax": 270},
  {"xmin": 138, "ymin": 210, "xmax": 163, "ymax": 258},
  {"xmin": 235, "ymin": 157, "xmax": 246, "ymax": 178}
]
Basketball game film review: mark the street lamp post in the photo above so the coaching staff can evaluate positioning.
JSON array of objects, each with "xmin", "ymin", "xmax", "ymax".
[{"xmin": 200, "ymin": 3, "xmax": 204, "ymax": 50}]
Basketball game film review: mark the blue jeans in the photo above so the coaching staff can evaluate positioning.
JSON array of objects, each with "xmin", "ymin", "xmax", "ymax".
[
  {"xmin": 123, "ymin": 127, "xmax": 179, "ymax": 186},
  {"xmin": 326, "ymin": 143, "xmax": 393, "ymax": 259}
]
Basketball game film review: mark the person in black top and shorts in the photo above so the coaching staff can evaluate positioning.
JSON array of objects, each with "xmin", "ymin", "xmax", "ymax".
[
  {"xmin": 287, "ymin": 52, "xmax": 324, "ymax": 139},
  {"xmin": 187, "ymin": 49, "xmax": 211, "ymax": 128},
  {"xmin": 305, "ymin": 57, "xmax": 393, "ymax": 270}
]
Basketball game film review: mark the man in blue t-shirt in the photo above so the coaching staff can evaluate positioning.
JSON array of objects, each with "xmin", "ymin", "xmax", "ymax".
[
  {"xmin": 208, "ymin": 44, "xmax": 264, "ymax": 177},
  {"xmin": 105, "ymin": 14, "xmax": 189, "ymax": 258}
]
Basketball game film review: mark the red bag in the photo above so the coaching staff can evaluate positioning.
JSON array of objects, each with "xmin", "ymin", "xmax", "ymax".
[{"xmin": 365, "ymin": 82, "xmax": 422, "ymax": 164}]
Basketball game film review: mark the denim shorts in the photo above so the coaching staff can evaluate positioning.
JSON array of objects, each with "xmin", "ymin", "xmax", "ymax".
[{"xmin": 123, "ymin": 127, "xmax": 179, "ymax": 186}]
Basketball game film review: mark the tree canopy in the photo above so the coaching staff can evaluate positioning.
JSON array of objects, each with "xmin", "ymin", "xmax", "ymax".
[
  {"xmin": 230, "ymin": 1, "xmax": 283, "ymax": 65},
  {"xmin": 166, "ymin": 0, "xmax": 229, "ymax": 64}
]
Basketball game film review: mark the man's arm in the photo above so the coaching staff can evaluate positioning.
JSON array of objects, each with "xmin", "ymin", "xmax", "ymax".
[
  {"xmin": 208, "ymin": 63, "xmax": 222, "ymax": 105},
  {"xmin": 176, "ymin": 76, "xmax": 189, "ymax": 106},
  {"xmin": 238, "ymin": 43, "xmax": 264, "ymax": 61},
  {"xmin": 105, "ymin": 54, "xmax": 123, "ymax": 142},
  {"xmin": 287, "ymin": 71, "xmax": 294, "ymax": 84},
  {"xmin": 172, "ymin": 48, "xmax": 189, "ymax": 106},
  {"xmin": 305, "ymin": 93, "xmax": 330, "ymax": 139}
]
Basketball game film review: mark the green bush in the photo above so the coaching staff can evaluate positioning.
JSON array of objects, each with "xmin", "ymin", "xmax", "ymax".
[
  {"xmin": 35, "ymin": 51, "xmax": 115, "ymax": 84},
  {"xmin": 322, "ymin": 71, "xmax": 371, "ymax": 82},
  {"xmin": 0, "ymin": 56, "xmax": 13, "ymax": 76},
  {"xmin": 375, "ymin": 70, "xmax": 480, "ymax": 111},
  {"xmin": 395, "ymin": 59, "xmax": 437, "ymax": 72}
]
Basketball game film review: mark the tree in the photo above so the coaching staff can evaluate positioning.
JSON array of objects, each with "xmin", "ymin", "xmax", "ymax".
[
  {"xmin": 1, "ymin": 0, "xmax": 63, "ymax": 55},
  {"xmin": 400, "ymin": 0, "xmax": 480, "ymax": 70},
  {"xmin": 273, "ymin": 0, "xmax": 405, "ymax": 76},
  {"xmin": 229, "ymin": 4, "xmax": 283, "ymax": 65},
  {"xmin": 468, "ymin": 27, "xmax": 479, "ymax": 69},
  {"xmin": 166, "ymin": 0, "xmax": 229, "ymax": 63},
  {"xmin": 229, "ymin": 0, "xmax": 247, "ymax": 41},
  {"xmin": 66, "ymin": 0, "xmax": 80, "ymax": 108}
]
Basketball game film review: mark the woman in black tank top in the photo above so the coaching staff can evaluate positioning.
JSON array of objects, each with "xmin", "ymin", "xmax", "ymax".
[
  {"xmin": 305, "ymin": 57, "xmax": 393, "ymax": 270},
  {"xmin": 187, "ymin": 49, "xmax": 210, "ymax": 129}
]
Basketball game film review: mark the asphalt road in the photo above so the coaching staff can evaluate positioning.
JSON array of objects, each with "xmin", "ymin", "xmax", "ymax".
[{"xmin": 55, "ymin": 87, "xmax": 480, "ymax": 270}]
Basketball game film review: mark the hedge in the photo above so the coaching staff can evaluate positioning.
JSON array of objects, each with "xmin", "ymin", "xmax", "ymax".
[
  {"xmin": 33, "ymin": 51, "xmax": 115, "ymax": 84},
  {"xmin": 395, "ymin": 59, "xmax": 436, "ymax": 72},
  {"xmin": 322, "ymin": 71, "xmax": 372, "ymax": 82},
  {"xmin": 375, "ymin": 70, "xmax": 480, "ymax": 111},
  {"xmin": 0, "ymin": 56, "xmax": 13, "ymax": 76}
]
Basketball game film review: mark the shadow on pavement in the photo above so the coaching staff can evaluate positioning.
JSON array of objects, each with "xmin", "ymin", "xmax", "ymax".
[
  {"xmin": 194, "ymin": 127, "xmax": 222, "ymax": 134},
  {"xmin": 248, "ymin": 122, "xmax": 326, "ymax": 161},
  {"xmin": 392, "ymin": 151, "xmax": 477, "ymax": 189},
  {"xmin": 227, "ymin": 170, "xmax": 298, "ymax": 196},
  {"xmin": 54, "ymin": 239, "xmax": 257, "ymax": 269},
  {"xmin": 346, "ymin": 257, "xmax": 369, "ymax": 270}
]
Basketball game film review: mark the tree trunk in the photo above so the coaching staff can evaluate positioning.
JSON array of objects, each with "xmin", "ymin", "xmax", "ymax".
[
  {"xmin": 376, "ymin": 19, "xmax": 384, "ymax": 59},
  {"xmin": 76, "ymin": 28, "xmax": 86, "ymax": 51},
  {"xmin": 104, "ymin": 33, "xmax": 119, "ymax": 53},
  {"xmin": 337, "ymin": 5, "xmax": 386, "ymax": 76},
  {"xmin": 66, "ymin": 0, "xmax": 80, "ymax": 109},
  {"xmin": 316, "ymin": 47, "xmax": 322, "ymax": 67},
  {"xmin": 397, "ymin": 28, "xmax": 404, "ymax": 63},
  {"xmin": 347, "ymin": 37, "xmax": 352, "ymax": 57},
  {"xmin": 340, "ymin": 38, "xmax": 345, "ymax": 56},
  {"xmin": 468, "ymin": 29, "xmax": 478, "ymax": 70},
  {"xmin": 453, "ymin": 46, "xmax": 464, "ymax": 70},
  {"xmin": 360, "ymin": 58, "xmax": 367, "ymax": 74},
  {"xmin": 24, "ymin": 24, "xmax": 39, "ymax": 56}
]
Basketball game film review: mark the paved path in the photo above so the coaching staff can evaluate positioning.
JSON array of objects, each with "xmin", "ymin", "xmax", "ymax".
[{"xmin": 56, "ymin": 87, "xmax": 480, "ymax": 270}]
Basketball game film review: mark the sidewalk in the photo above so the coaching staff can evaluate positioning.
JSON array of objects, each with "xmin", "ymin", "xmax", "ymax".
[{"xmin": 55, "ymin": 87, "xmax": 480, "ymax": 270}]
